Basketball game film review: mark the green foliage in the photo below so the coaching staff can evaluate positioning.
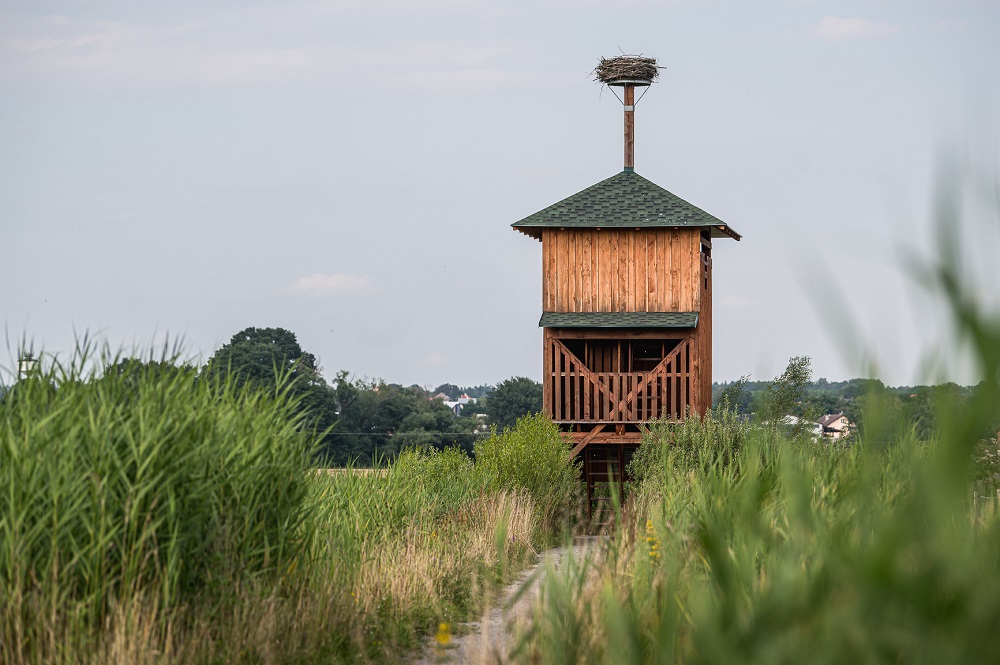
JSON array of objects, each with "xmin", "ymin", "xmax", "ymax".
[
  {"xmin": 309, "ymin": 450, "xmax": 478, "ymax": 568},
  {"xmin": 0, "ymin": 346, "xmax": 316, "ymax": 654},
  {"xmin": 103, "ymin": 357, "xmax": 199, "ymax": 386},
  {"xmin": 329, "ymin": 375, "xmax": 479, "ymax": 463},
  {"xmin": 525, "ymin": 411, "xmax": 1000, "ymax": 663},
  {"xmin": 433, "ymin": 383, "xmax": 462, "ymax": 399},
  {"xmin": 0, "ymin": 347, "xmax": 581, "ymax": 663},
  {"xmin": 203, "ymin": 326, "xmax": 339, "ymax": 460},
  {"xmin": 461, "ymin": 384, "xmax": 493, "ymax": 399},
  {"xmin": 628, "ymin": 406, "xmax": 755, "ymax": 495},
  {"xmin": 711, "ymin": 374, "xmax": 995, "ymax": 443},
  {"xmin": 204, "ymin": 326, "xmax": 317, "ymax": 387},
  {"xmin": 461, "ymin": 398, "xmax": 487, "ymax": 419},
  {"xmin": 433, "ymin": 383, "xmax": 492, "ymax": 400},
  {"xmin": 486, "ymin": 376, "xmax": 543, "ymax": 431},
  {"xmin": 973, "ymin": 437, "xmax": 1000, "ymax": 496},
  {"xmin": 474, "ymin": 413, "xmax": 581, "ymax": 531},
  {"xmin": 391, "ymin": 447, "xmax": 481, "ymax": 515},
  {"xmin": 757, "ymin": 355, "xmax": 812, "ymax": 422},
  {"xmin": 716, "ymin": 374, "xmax": 750, "ymax": 411}
]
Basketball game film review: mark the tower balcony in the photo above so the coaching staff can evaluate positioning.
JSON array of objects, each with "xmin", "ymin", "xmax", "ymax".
[{"xmin": 544, "ymin": 334, "xmax": 695, "ymax": 425}]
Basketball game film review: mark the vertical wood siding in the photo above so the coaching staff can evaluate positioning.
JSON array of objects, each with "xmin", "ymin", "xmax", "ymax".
[{"xmin": 541, "ymin": 228, "xmax": 702, "ymax": 313}]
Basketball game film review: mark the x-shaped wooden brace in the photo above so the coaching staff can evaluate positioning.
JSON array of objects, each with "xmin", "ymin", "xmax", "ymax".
[{"xmin": 609, "ymin": 342, "xmax": 686, "ymax": 420}]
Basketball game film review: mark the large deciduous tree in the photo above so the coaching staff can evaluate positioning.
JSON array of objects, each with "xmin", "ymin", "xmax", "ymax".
[
  {"xmin": 204, "ymin": 327, "xmax": 318, "ymax": 388},
  {"xmin": 486, "ymin": 376, "xmax": 543, "ymax": 432},
  {"xmin": 204, "ymin": 327, "xmax": 338, "ymax": 456}
]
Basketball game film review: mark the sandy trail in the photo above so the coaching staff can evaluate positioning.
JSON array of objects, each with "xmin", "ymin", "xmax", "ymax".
[{"xmin": 415, "ymin": 536, "xmax": 598, "ymax": 665}]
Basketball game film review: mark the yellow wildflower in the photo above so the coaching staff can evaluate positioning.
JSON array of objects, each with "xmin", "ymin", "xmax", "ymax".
[
  {"xmin": 645, "ymin": 519, "xmax": 661, "ymax": 561},
  {"xmin": 436, "ymin": 622, "xmax": 451, "ymax": 646}
]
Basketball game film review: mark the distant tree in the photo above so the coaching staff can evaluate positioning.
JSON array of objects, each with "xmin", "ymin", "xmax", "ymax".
[
  {"xmin": 204, "ymin": 327, "xmax": 338, "ymax": 458},
  {"xmin": 842, "ymin": 378, "xmax": 887, "ymax": 400},
  {"xmin": 204, "ymin": 327, "xmax": 318, "ymax": 388},
  {"xmin": 486, "ymin": 377, "xmax": 543, "ymax": 431},
  {"xmin": 758, "ymin": 356, "xmax": 812, "ymax": 423},
  {"xmin": 716, "ymin": 375, "xmax": 750, "ymax": 412},
  {"xmin": 460, "ymin": 384, "xmax": 493, "ymax": 399},
  {"xmin": 326, "ymin": 375, "xmax": 479, "ymax": 464},
  {"xmin": 461, "ymin": 398, "xmax": 487, "ymax": 419},
  {"xmin": 103, "ymin": 358, "xmax": 197, "ymax": 388},
  {"xmin": 433, "ymin": 383, "xmax": 462, "ymax": 399},
  {"xmin": 800, "ymin": 392, "xmax": 843, "ymax": 418},
  {"xmin": 971, "ymin": 381, "xmax": 1000, "ymax": 440}
]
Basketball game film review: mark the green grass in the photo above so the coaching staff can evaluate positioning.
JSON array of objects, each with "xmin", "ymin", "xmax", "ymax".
[
  {"xmin": 0, "ymin": 357, "xmax": 575, "ymax": 664},
  {"xmin": 1, "ymin": 350, "xmax": 315, "ymax": 663},
  {"xmin": 518, "ymin": 413, "xmax": 1000, "ymax": 663}
]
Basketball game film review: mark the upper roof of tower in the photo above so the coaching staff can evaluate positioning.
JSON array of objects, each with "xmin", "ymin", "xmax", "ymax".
[{"xmin": 511, "ymin": 170, "xmax": 741, "ymax": 241}]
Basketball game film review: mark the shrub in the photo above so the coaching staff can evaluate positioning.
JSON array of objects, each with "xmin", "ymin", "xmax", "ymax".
[
  {"xmin": 392, "ymin": 445, "xmax": 480, "ymax": 514},
  {"xmin": 474, "ymin": 413, "xmax": 580, "ymax": 531},
  {"xmin": 628, "ymin": 406, "xmax": 755, "ymax": 497}
]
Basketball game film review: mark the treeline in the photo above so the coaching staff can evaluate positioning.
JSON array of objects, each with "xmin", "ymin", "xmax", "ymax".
[
  {"xmin": 713, "ymin": 367, "xmax": 1000, "ymax": 440},
  {"xmin": 77, "ymin": 327, "xmax": 543, "ymax": 466}
]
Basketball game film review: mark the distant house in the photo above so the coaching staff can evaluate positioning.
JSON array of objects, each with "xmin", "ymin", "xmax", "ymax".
[
  {"xmin": 781, "ymin": 415, "xmax": 823, "ymax": 439},
  {"xmin": 442, "ymin": 394, "xmax": 476, "ymax": 417},
  {"xmin": 817, "ymin": 413, "xmax": 851, "ymax": 439}
]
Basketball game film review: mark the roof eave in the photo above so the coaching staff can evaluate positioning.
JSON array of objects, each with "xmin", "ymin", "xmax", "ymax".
[
  {"xmin": 713, "ymin": 225, "xmax": 742, "ymax": 241},
  {"xmin": 538, "ymin": 311, "xmax": 699, "ymax": 328},
  {"xmin": 512, "ymin": 225, "xmax": 542, "ymax": 241},
  {"xmin": 513, "ymin": 223, "xmax": 741, "ymax": 241}
]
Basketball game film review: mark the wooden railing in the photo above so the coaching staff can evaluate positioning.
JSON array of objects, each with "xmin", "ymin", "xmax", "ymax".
[{"xmin": 547, "ymin": 338, "xmax": 692, "ymax": 423}]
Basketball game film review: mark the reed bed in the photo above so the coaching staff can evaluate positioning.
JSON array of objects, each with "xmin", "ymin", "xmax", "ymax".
[
  {"xmin": 0, "ymin": 351, "xmax": 315, "ymax": 664},
  {"xmin": 0, "ymin": 357, "xmax": 575, "ymax": 664}
]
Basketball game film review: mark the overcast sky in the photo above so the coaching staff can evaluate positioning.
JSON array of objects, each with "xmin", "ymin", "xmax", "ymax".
[{"xmin": 2, "ymin": 0, "xmax": 999, "ymax": 388}]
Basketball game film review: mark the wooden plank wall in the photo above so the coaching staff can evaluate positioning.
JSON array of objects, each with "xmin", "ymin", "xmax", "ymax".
[{"xmin": 541, "ymin": 228, "xmax": 702, "ymax": 313}]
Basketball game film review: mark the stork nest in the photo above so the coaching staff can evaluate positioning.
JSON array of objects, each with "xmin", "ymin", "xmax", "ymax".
[{"xmin": 593, "ymin": 55, "xmax": 660, "ymax": 84}]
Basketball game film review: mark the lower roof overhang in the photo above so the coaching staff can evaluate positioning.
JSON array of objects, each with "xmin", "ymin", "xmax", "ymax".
[{"xmin": 539, "ymin": 311, "xmax": 698, "ymax": 328}]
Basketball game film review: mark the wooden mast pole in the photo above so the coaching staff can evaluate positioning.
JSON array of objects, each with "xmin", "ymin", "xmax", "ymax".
[{"xmin": 624, "ymin": 83, "xmax": 635, "ymax": 170}]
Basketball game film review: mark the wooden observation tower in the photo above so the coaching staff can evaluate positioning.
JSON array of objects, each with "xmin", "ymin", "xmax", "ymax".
[{"xmin": 512, "ymin": 56, "xmax": 741, "ymax": 510}]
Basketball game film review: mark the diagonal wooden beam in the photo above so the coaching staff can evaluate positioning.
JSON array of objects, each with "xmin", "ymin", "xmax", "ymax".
[
  {"xmin": 552, "ymin": 339, "xmax": 618, "ymax": 406},
  {"xmin": 570, "ymin": 424, "xmax": 606, "ymax": 457},
  {"xmin": 610, "ymin": 339, "xmax": 689, "ymax": 420}
]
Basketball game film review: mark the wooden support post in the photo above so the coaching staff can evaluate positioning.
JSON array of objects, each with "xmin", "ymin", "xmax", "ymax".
[
  {"xmin": 624, "ymin": 84, "xmax": 635, "ymax": 169},
  {"xmin": 543, "ymin": 329, "xmax": 552, "ymax": 418}
]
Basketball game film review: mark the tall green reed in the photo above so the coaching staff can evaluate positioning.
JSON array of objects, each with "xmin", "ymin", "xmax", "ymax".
[{"xmin": 0, "ymin": 345, "xmax": 316, "ymax": 660}]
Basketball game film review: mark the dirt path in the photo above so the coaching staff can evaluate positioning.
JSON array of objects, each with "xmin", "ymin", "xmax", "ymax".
[{"xmin": 415, "ymin": 536, "xmax": 598, "ymax": 665}]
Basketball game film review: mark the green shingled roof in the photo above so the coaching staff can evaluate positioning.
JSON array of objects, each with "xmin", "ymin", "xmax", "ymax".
[
  {"xmin": 539, "ymin": 312, "xmax": 698, "ymax": 328},
  {"xmin": 513, "ymin": 170, "xmax": 740, "ymax": 241}
]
